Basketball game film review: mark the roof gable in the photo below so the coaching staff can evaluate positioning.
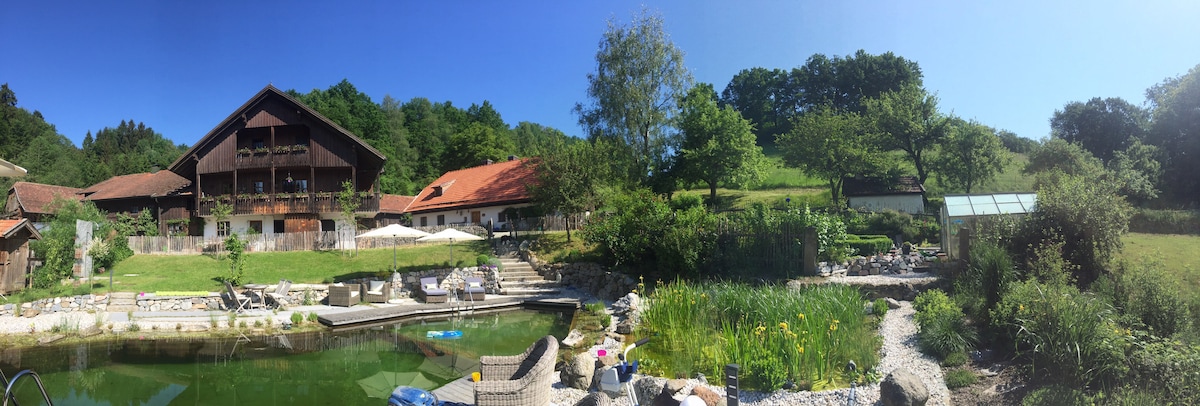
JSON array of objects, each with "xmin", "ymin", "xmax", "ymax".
[
  {"xmin": 9, "ymin": 182, "xmax": 82, "ymax": 214},
  {"xmin": 0, "ymin": 218, "xmax": 41, "ymax": 240},
  {"xmin": 167, "ymin": 84, "xmax": 386, "ymax": 174},
  {"xmin": 843, "ymin": 176, "xmax": 925, "ymax": 197},
  {"xmin": 405, "ymin": 159, "xmax": 536, "ymax": 213},
  {"xmin": 82, "ymin": 171, "xmax": 192, "ymax": 201}
]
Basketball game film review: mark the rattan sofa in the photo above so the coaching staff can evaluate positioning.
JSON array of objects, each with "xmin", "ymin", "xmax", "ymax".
[
  {"xmin": 327, "ymin": 283, "xmax": 361, "ymax": 307},
  {"xmin": 474, "ymin": 335, "xmax": 558, "ymax": 406}
]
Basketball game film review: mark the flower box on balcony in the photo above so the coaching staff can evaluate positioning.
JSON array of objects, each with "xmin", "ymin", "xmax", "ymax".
[
  {"xmin": 291, "ymin": 144, "xmax": 309, "ymax": 153},
  {"xmin": 253, "ymin": 147, "xmax": 270, "ymax": 155},
  {"xmin": 236, "ymin": 148, "xmax": 252, "ymax": 156}
]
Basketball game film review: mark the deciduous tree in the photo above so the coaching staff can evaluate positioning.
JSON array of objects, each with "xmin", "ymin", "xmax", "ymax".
[
  {"xmin": 574, "ymin": 7, "xmax": 692, "ymax": 186},
  {"xmin": 1050, "ymin": 97, "xmax": 1148, "ymax": 162},
  {"xmin": 675, "ymin": 83, "xmax": 770, "ymax": 203},
  {"xmin": 1145, "ymin": 64, "xmax": 1200, "ymax": 204},
  {"xmin": 777, "ymin": 106, "xmax": 886, "ymax": 206},
  {"xmin": 528, "ymin": 140, "xmax": 607, "ymax": 241},
  {"xmin": 933, "ymin": 119, "xmax": 1009, "ymax": 193},
  {"xmin": 865, "ymin": 85, "xmax": 949, "ymax": 185}
]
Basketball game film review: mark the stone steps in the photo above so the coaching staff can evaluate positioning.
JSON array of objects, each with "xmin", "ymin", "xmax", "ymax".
[
  {"xmin": 106, "ymin": 292, "xmax": 138, "ymax": 313},
  {"xmin": 493, "ymin": 256, "xmax": 561, "ymax": 294}
]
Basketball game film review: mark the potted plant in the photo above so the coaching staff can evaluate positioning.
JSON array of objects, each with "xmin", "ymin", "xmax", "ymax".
[
  {"xmin": 273, "ymin": 145, "xmax": 291, "ymax": 154},
  {"xmin": 236, "ymin": 147, "xmax": 252, "ymax": 155},
  {"xmin": 253, "ymin": 146, "xmax": 270, "ymax": 154},
  {"xmin": 292, "ymin": 144, "xmax": 309, "ymax": 153}
]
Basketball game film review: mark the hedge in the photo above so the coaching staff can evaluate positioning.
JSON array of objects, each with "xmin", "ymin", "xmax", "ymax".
[{"xmin": 838, "ymin": 234, "xmax": 894, "ymax": 256}]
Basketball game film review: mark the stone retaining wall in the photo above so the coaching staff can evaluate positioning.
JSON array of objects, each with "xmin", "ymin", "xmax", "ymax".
[{"xmin": 536, "ymin": 262, "xmax": 638, "ymax": 301}]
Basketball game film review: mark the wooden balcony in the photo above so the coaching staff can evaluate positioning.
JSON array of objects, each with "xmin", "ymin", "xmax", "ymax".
[
  {"xmin": 235, "ymin": 148, "xmax": 310, "ymax": 170},
  {"xmin": 197, "ymin": 193, "xmax": 379, "ymax": 216}
]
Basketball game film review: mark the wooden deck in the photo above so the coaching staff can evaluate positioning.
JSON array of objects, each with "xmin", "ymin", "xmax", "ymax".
[
  {"xmin": 317, "ymin": 295, "xmax": 580, "ymax": 331},
  {"xmin": 431, "ymin": 375, "xmax": 475, "ymax": 404}
]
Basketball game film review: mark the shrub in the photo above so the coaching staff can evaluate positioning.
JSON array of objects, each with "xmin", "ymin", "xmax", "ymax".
[
  {"xmin": 475, "ymin": 254, "xmax": 491, "ymax": 266},
  {"xmin": 290, "ymin": 312, "xmax": 303, "ymax": 325},
  {"xmin": 991, "ymin": 280, "xmax": 1127, "ymax": 386},
  {"xmin": 953, "ymin": 242, "xmax": 1015, "ymax": 323},
  {"xmin": 872, "ymin": 298, "xmax": 889, "ymax": 318},
  {"xmin": 1126, "ymin": 334, "xmax": 1200, "ymax": 404},
  {"xmin": 224, "ymin": 234, "xmax": 246, "ymax": 285},
  {"xmin": 1128, "ymin": 208, "xmax": 1200, "ymax": 235},
  {"xmin": 838, "ymin": 234, "xmax": 893, "ymax": 256},
  {"xmin": 944, "ymin": 369, "xmax": 978, "ymax": 389},
  {"xmin": 307, "ymin": 312, "xmax": 319, "ymax": 323},
  {"xmin": 914, "ymin": 290, "xmax": 976, "ymax": 358},
  {"xmin": 1110, "ymin": 257, "xmax": 1192, "ymax": 338}
]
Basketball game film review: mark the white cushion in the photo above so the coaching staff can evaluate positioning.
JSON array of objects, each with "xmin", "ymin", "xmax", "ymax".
[
  {"xmin": 424, "ymin": 283, "xmax": 437, "ymax": 290},
  {"xmin": 333, "ymin": 282, "xmax": 344, "ymax": 287},
  {"xmin": 369, "ymin": 281, "xmax": 385, "ymax": 293},
  {"xmin": 467, "ymin": 282, "xmax": 482, "ymax": 288}
]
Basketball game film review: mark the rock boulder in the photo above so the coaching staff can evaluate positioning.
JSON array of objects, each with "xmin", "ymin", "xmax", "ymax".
[{"xmin": 880, "ymin": 368, "xmax": 929, "ymax": 406}]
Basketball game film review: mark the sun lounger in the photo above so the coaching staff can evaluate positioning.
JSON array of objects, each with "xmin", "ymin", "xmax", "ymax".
[
  {"xmin": 417, "ymin": 277, "xmax": 448, "ymax": 303},
  {"xmin": 267, "ymin": 279, "xmax": 291, "ymax": 307},
  {"xmin": 462, "ymin": 276, "xmax": 486, "ymax": 301}
]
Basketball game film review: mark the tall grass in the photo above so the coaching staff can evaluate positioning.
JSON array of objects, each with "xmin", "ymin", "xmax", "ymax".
[{"xmin": 636, "ymin": 280, "xmax": 878, "ymax": 391}]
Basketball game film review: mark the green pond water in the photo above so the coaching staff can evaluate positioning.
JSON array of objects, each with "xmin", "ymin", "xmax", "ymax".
[{"xmin": 1, "ymin": 308, "xmax": 572, "ymax": 406}]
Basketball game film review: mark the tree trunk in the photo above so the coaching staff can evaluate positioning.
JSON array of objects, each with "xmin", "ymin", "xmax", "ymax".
[{"xmin": 709, "ymin": 180, "xmax": 719, "ymax": 206}]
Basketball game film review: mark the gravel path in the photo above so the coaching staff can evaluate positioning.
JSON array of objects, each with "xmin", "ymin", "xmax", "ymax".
[{"xmin": 549, "ymin": 300, "xmax": 949, "ymax": 406}]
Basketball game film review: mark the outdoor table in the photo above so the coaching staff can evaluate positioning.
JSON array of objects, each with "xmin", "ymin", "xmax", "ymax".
[{"xmin": 243, "ymin": 283, "xmax": 268, "ymax": 308}]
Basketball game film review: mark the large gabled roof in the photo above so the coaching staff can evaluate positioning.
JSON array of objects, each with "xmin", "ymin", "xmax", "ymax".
[
  {"xmin": 9, "ymin": 182, "xmax": 82, "ymax": 214},
  {"xmin": 81, "ymin": 171, "xmax": 192, "ymax": 201},
  {"xmin": 405, "ymin": 159, "xmax": 536, "ymax": 214},
  {"xmin": 168, "ymin": 84, "xmax": 386, "ymax": 173}
]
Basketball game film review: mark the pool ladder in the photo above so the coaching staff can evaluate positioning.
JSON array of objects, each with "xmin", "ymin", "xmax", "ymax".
[{"xmin": 1, "ymin": 368, "xmax": 53, "ymax": 406}]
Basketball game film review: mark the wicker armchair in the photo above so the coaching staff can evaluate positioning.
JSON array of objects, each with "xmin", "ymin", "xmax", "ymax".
[
  {"xmin": 362, "ymin": 280, "xmax": 391, "ymax": 303},
  {"xmin": 327, "ymin": 283, "xmax": 361, "ymax": 307},
  {"xmin": 474, "ymin": 335, "xmax": 558, "ymax": 406}
]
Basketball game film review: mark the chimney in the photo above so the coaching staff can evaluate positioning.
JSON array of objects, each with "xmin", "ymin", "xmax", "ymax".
[
  {"xmin": 507, "ymin": 155, "xmax": 517, "ymax": 161},
  {"xmin": 482, "ymin": 159, "xmax": 494, "ymax": 165}
]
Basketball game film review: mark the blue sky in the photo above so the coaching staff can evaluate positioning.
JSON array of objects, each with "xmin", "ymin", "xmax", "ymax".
[{"xmin": 6, "ymin": 0, "xmax": 1200, "ymax": 148}]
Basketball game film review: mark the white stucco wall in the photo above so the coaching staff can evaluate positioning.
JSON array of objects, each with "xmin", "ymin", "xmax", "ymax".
[
  {"xmin": 201, "ymin": 213, "xmax": 352, "ymax": 237},
  {"xmin": 848, "ymin": 195, "xmax": 925, "ymax": 214},
  {"xmin": 412, "ymin": 203, "xmax": 533, "ymax": 230}
]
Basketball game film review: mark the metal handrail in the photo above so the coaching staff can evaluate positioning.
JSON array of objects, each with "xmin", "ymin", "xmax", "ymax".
[{"xmin": 3, "ymin": 369, "xmax": 53, "ymax": 406}]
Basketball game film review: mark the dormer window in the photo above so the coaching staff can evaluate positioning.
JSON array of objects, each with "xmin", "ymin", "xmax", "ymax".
[{"xmin": 432, "ymin": 180, "xmax": 454, "ymax": 197}]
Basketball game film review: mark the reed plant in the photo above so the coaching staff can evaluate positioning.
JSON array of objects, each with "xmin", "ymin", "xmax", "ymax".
[{"xmin": 637, "ymin": 280, "xmax": 878, "ymax": 391}]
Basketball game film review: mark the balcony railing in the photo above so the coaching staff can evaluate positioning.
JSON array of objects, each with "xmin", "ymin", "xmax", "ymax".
[
  {"xmin": 235, "ymin": 147, "xmax": 310, "ymax": 169},
  {"xmin": 198, "ymin": 193, "xmax": 379, "ymax": 216}
]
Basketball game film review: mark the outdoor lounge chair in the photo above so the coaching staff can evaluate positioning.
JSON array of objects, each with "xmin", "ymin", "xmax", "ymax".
[
  {"xmin": 417, "ymin": 277, "xmax": 448, "ymax": 303},
  {"xmin": 474, "ymin": 335, "xmax": 559, "ymax": 406},
  {"xmin": 223, "ymin": 281, "xmax": 255, "ymax": 312},
  {"xmin": 462, "ymin": 276, "xmax": 486, "ymax": 301},
  {"xmin": 327, "ymin": 283, "xmax": 361, "ymax": 307},
  {"xmin": 362, "ymin": 280, "xmax": 391, "ymax": 303},
  {"xmin": 267, "ymin": 279, "xmax": 292, "ymax": 307}
]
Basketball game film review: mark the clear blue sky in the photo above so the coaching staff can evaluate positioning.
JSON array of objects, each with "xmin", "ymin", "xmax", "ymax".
[{"xmin": 6, "ymin": 0, "xmax": 1199, "ymax": 148}]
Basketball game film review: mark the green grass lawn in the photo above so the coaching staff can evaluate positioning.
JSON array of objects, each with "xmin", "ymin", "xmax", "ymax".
[
  {"xmin": 1121, "ymin": 232, "xmax": 1200, "ymax": 291},
  {"xmin": 98, "ymin": 241, "xmax": 494, "ymax": 293}
]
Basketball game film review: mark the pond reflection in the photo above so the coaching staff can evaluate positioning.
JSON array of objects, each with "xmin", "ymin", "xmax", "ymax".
[{"xmin": 1, "ymin": 308, "xmax": 571, "ymax": 406}]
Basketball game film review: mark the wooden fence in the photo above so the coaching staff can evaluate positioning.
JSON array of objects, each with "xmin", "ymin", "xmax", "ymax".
[
  {"xmin": 129, "ymin": 231, "xmax": 366, "ymax": 255},
  {"xmin": 706, "ymin": 219, "xmax": 807, "ymax": 280}
]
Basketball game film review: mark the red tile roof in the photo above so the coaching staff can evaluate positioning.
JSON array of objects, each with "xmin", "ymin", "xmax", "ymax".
[
  {"xmin": 9, "ymin": 182, "xmax": 82, "ymax": 214},
  {"xmin": 405, "ymin": 159, "xmax": 536, "ymax": 214},
  {"xmin": 82, "ymin": 171, "xmax": 192, "ymax": 201},
  {"xmin": 0, "ymin": 218, "xmax": 40, "ymax": 239},
  {"xmin": 379, "ymin": 194, "xmax": 416, "ymax": 214}
]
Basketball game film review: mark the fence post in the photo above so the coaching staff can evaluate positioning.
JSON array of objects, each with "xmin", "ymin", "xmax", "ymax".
[
  {"xmin": 803, "ymin": 227, "xmax": 818, "ymax": 276},
  {"xmin": 958, "ymin": 227, "xmax": 971, "ymax": 264}
]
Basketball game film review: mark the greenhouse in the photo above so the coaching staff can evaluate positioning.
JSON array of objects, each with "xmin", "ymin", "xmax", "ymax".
[{"xmin": 941, "ymin": 193, "xmax": 1037, "ymax": 259}]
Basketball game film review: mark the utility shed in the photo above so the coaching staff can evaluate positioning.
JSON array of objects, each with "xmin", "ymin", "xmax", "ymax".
[
  {"xmin": 941, "ymin": 193, "xmax": 1037, "ymax": 259},
  {"xmin": 0, "ymin": 219, "xmax": 42, "ymax": 293}
]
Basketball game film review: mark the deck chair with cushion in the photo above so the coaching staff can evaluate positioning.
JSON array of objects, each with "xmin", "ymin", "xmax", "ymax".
[
  {"xmin": 474, "ymin": 335, "xmax": 559, "ymax": 406},
  {"xmin": 223, "ymin": 281, "xmax": 254, "ymax": 312},
  {"xmin": 327, "ymin": 283, "xmax": 361, "ymax": 307},
  {"xmin": 267, "ymin": 279, "xmax": 292, "ymax": 307},
  {"xmin": 417, "ymin": 277, "xmax": 448, "ymax": 303},
  {"xmin": 462, "ymin": 276, "xmax": 486, "ymax": 301},
  {"xmin": 363, "ymin": 280, "xmax": 391, "ymax": 303}
]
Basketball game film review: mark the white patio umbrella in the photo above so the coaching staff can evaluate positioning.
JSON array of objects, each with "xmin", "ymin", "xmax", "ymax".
[
  {"xmin": 0, "ymin": 158, "xmax": 27, "ymax": 178},
  {"xmin": 416, "ymin": 228, "xmax": 484, "ymax": 265},
  {"xmin": 356, "ymin": 224, "xmax": 432, "ymax": 270}
]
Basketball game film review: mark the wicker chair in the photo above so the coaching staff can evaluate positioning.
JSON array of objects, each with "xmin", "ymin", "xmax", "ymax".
[
  {"xmin": 362, "ymin": 280, "xmax": 391, "ymax": 303},
  {"xmin": 474, "ymin": 335, "xmax": 558, "ymax": 406},
  {"xmin": 327, "ymin": 283, "xmax": 361, "ymax": 307},
  {"xmin": 461, "ymin": 276, "xmax": 486, "ymax": 301},
  {"xmin": 416, "ymin": 277, "xmax": 448, "ymax": 303}
]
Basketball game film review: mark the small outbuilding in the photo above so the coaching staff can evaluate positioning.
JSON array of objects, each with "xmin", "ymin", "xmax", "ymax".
[
  {"xmin": 843, "ymin": 176, "xmax": 926, "ymax": 215},
  {"xmin": 940, "ymin": 193, "xmax": 1037, "ymax": 259},
  {"xmin": 0, "ymin": 218, "xmax": 42, "ymax": 293}
]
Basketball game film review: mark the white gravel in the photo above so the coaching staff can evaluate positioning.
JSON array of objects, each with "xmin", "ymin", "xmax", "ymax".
[{"xmin": 548, "ymin": 300, "xmax": 949, "ymax": 406}]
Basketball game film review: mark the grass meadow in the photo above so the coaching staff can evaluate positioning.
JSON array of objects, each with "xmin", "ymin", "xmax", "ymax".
[{"xmin": 1122, "ymin": 232, "xmax": 1200, "ymax": 291}]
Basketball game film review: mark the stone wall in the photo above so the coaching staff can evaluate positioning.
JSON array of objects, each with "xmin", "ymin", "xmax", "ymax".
[{"xmin": 537, "ymin": 262, "xmax": 638, "ymax": 301}]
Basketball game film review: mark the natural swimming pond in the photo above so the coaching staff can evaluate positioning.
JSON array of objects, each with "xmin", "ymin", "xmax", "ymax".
[{"xmin": 1, "ymin": 308, "xmax": 572, "ymax": 405}]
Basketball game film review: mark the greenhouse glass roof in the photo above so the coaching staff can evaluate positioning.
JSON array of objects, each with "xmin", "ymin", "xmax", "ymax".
[{"xmin": 944, "ymin": 193, "xmax": 1036, "ymax": 217}]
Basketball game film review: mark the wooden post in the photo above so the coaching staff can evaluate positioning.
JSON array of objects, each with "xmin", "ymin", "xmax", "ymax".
[
  {"xmin": 958, "ymin": 227, "xmax": 971, "ymax": 264},
  {"xmin": 803, "ymin": 227, "xmax": 818, "ymax": 276}
]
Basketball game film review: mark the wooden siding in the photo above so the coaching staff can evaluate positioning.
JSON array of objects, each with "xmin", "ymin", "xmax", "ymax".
[
  {"xmin": 286, "ymin": 214, "xmax": 319, "ymax": 233},
  {"xmin": 197, "ymin": 194, "xmax": 379, "ymax": 216},
  {"xmin": 0, "ymin": 230, "xmax": 32, "ymax": 294}
]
